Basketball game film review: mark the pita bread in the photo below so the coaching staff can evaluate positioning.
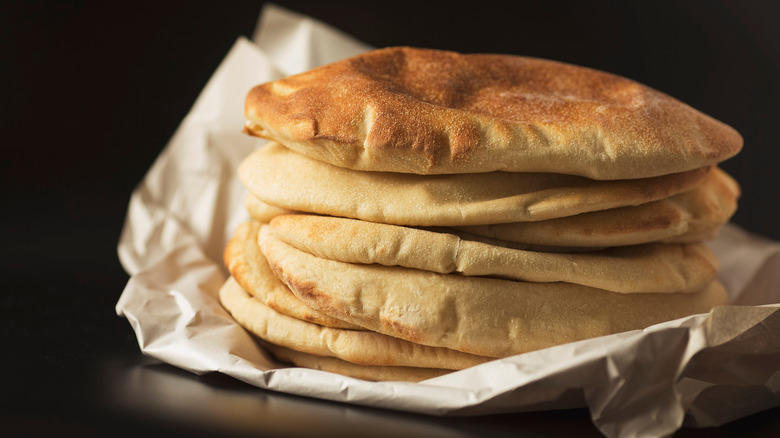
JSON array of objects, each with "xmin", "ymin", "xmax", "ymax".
[
  {"xmin": 244, "ymin": 47, "xmax": 742, "ymax": 179},
  {"xmin": 262, "ymin": 342, "xmax": 451, "ymax": 382},
  {"xmin": 243, "ymin": 165, "xmax": 737, "ymax": 249},
  {"xmin": 224, "ymin": 221, "xmax": 362, "ymax": 330},
  {"xmin": 239, "ymin": 142, "xmax": 710, "ymax": 226},
  {"xmin": 258, "ymin": 232, "xmax": 729, "ymax": 358},
  {"xmin": 264, "ymin": 217, "xmax": 718, "ymax": 294},
  {"xmin": 219, "ymin": 276, "xmax": 494, "ymax": 368},
  {"xmin": 455, "ymin": 166, "xmax": 739, "ymax": 247},
  {"xmin": 243, "ymin": 195, "xmax": 294, "ymax": 223}
]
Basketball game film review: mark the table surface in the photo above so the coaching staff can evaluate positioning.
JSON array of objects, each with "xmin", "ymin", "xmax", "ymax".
[
  {"xmin": 4, "ymin": 335, "xmax": 780, "ymax": 438},
  {"xmin": 2, "ymin": 1, "xmax": 779, "ymax": 436}
]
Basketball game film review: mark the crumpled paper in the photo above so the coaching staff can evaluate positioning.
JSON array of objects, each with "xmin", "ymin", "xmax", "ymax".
[{"xmin": 116, "ymin": 4, "xmax": 780, "ymax": 437}]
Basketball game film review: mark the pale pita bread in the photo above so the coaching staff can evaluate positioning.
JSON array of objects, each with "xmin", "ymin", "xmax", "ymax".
[
  {"xmin": 264, "ymin": 217, "xmax": 718, "ymax": 294},
  {"xmin": 243, "ymin": 195, "xmax": 293, "ymax": 223},
  {"xmin": 224, "ymin": 221, "xmax": 361, "ymax": 330},
  {"xmin": 455, "ymin": 166, "xmax": 739, "ymax": 247},
  {"xmin": 239, "ymin": 142, "xmax": 710, "ymax": 226},
  {"xmin": 242, "ymin": 165, "xmax": 738, "ymax": 249},
  {"xmin": 258, "ymin": 232, "xmax": 729, "ymax": 358},
  {"xmin": 244, "ymin": 47, "xmax": 741, "ymax": 179},
  {"xmin": 262, "ymin": 342, "xmax": 451, "ymax": 382},
  {"xmin": 219, "ymin": 276, "xmax": 494, "ymax": 368}
]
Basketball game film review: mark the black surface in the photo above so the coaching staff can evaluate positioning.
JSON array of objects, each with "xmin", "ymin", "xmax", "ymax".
[{"xmin": 1, "ymin": 1, "xmax": 779, "ymax": 437}]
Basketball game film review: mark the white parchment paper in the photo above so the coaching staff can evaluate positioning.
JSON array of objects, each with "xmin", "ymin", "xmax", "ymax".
[{"xmin": 116, "ymin": 4, "xmax": 780, "ymax": 437}]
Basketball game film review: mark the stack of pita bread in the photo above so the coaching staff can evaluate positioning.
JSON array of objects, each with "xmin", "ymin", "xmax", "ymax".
[{"xmin": 219, "ymin": 47, "xmax": 743, "ymax": 381}]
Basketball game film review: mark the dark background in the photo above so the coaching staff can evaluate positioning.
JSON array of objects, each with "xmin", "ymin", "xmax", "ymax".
[{"xmin": 1, "ymin": 1, "xmax": 778, "ymax": 437}]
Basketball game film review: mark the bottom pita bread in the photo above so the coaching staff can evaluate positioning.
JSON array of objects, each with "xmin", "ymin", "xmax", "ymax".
[{"xmin": 262, "ymin": 342, "xmax": 451, "ymax": 382}]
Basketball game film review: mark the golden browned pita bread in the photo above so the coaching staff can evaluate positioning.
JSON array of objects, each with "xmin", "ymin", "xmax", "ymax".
[
  {"xmin": 244, "ymin": 47, "xmax": 741, "ymax": 179},
  {"xmin": 219, "ymin": 276, "xmax": 494, "ymax": 368},
  {"xmin": 455, "ymin": 166, "xmax": 740, "ymax": 247},
  {"xmin": 258, "ymin": 232, "xmax": 729, "ymax": 358},
  {"xmin": 262, "ymin": 342, "xmax": 451, "ymax": 382},
  {"xmin": 239, "ymin": 142, "xmax": 710, "ymax": 226},
  {"xmin": 224, "ymin": 221, "xmax": 361, "ymax": 330},
  {"xmin": 264, "ymin": 217, "xmax": 718, "ymax": 294}
]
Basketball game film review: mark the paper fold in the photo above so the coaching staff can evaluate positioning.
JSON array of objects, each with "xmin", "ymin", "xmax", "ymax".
[{"xmin": 116, "ymin": 4, "xmax": 780, "ymax": 437}]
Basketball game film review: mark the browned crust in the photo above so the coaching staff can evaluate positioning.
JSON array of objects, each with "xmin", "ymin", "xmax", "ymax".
[
  {"xmin": 245, "ymin": 47, "xmax": 742, "ymax": 179},
  {"xmin": 224, "ymin": 221, "xmax": 362, "ymax": 330},
  {"xmin": 267, "ymin": 261, "xmax": 356, "ymax": 329},
  {"xmin": 266, "ymin": 255, "xmax": 430, "ymax": 346}
]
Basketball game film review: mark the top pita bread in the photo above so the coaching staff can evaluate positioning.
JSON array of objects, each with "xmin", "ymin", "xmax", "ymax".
[{"xmin": 244, "ymin": 47, "xmax": 742, "ymax": 179}]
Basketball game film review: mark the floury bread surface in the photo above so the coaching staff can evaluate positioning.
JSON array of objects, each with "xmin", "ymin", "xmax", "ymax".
[{"xmin": 244, "ymin": 47, "xmax": 742, "ymax": 179}]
